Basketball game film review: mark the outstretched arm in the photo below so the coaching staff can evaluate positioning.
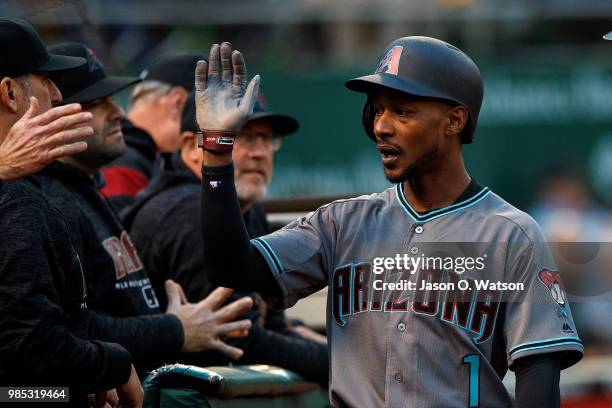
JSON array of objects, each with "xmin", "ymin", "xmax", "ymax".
[{"xmin": 197, "ymin": 42, "xmax": 280, "ymax": 296}]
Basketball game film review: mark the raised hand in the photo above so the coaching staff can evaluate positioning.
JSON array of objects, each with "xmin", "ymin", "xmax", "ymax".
[{"xmin": 195, "ymin": 42, "xmax": 260, "ymax": 138}]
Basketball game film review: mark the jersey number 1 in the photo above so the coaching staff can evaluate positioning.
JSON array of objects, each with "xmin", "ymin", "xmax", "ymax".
[{"xmin": 463, "ymin": 354, "xmax": 480, "ymax": 407}]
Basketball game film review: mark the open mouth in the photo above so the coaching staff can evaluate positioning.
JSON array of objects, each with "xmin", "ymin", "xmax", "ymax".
[{"xmin": 377, "ymin": 144, "xmax": 401, "ymax": 166}]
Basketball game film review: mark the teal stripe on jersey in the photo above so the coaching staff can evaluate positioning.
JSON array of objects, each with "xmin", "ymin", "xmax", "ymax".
[
  {"xmin": 509, "ymin": 337, "xmax": 584, "ymax": 358},
  {"xmin": 251, "ymin": 238, "xmax": 283, "ymax": 276},
  {"xmin": 395, "ymin": 183, "xmax": 491, "ymax": 223}
]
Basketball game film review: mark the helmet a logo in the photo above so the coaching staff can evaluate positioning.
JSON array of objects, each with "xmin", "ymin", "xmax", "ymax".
[{"xmin": 375, "ymin": 46, "xmax": 403, "ymax": 75}]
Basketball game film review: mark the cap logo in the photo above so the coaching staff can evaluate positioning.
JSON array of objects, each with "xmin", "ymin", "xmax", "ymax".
[
  {"xmin": 375, "ymin": 46, "xmax": 403, "ymax": 75},
  {"xmin": 86, "ymin": 48, "xmax": 103, "ymax": 72}
]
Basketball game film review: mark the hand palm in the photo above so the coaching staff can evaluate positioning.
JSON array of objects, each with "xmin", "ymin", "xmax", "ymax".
[{"xmin": 195, "ymin": 42, "xmax": 260, "ymax": 133}]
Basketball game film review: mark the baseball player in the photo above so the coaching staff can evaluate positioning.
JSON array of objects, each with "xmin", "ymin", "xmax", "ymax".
[{"xmin": 196, "ymin": 40, "xmax": 583, "ymax": 407}]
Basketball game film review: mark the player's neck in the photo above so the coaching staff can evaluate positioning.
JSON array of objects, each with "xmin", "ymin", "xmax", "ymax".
[{"xmin": 402, "ymin": 164, "xmax": 471, "ymax": 213}]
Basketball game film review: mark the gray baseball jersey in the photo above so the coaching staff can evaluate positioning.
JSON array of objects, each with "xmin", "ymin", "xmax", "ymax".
[{"xmin": 251, "ymin": 182, "xmax": 583, "ymax": 408}]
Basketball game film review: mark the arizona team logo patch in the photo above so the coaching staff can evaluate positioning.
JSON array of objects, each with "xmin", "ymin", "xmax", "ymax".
[
  {"xmin": 375, "ymin": 46, "xmax": 403, "ymax": 75},
  {"xmin": 538, "ymin": 269, "xmax": 567, "ymax": 315}
]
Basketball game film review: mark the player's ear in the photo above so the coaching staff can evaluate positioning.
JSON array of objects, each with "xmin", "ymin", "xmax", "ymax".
[
  {"xmin": 167, "ymin": 86, "xmax": 189, "ymax": 117},
  {"xmin": 180, "ymin": 131, "xmax": 198, "ymax": 157},
  {"xmin": 0, "ymin": 77, "xmax": 21, "ymax": 113},
  {"xmin": 444, "ymin": 105, "xmax": 468, "ymax": 138}
]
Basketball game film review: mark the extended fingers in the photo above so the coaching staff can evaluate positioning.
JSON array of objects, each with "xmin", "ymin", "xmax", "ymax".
[
  {"xmin": 39, "ymin": 111, "xmax": 93, "ymax": 137},
  {"xmin": 232, "ymin": 50, "xmax": 247, "ymax": 89},
  {"xmin": 46, "ymin": 141, "xmax": 88, "ymax": 162},
  {"xmin": 176, "ymin": 282, "xmax": 188, "ymax": 304},
  {"xmin": 220, "ymin": 42, "xmax": 233, "ymax": 83},
  {"xmin": 238, "ymin": 74, "xmax": 260, "ymax": 115},
  {"xmin": 216, "ymin": 319, "xmax": 252, "ymax": 337},
  {"xmin": 210, "ymin": 338, "xmax": 244, "ymax": 360},
  {"xmin": 46, "ymin": 122, "xmax": 93, "ymax": 145},
  {"xmin": 201, "ymin": 286, "xmax": 234, "ymax": 310},
  {"xmin": 30, "ymin": 103, "xmax": 83, "ymax": 126},
  {"xmin": 208, "ymin": 43, "xmax": 221, "ymax": 83},
  {"xmin": 164, "ymin": 280, "xmax": 183, "ymax": 311},
  {"xmin": 213, "ymin": 296, "xmax": 253, "ymax": 322},
  {"xmin": 195, "ymin": 60, "xmax": 208, "ymax": 92}
]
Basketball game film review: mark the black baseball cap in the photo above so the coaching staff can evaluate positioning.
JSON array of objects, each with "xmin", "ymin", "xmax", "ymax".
[
  {"xmin": 0, "ymin": 18, "xmax": 86, "ymax": 78},
  {"xmin": 47, "ymin": 42, "xmax": 141, "ymax": 104},
  {"xmin": 180, "ymin": 91, "xmax": 299, "ymax": 136},
  {"xmin": 140, "ymin": 52, "xmax": 207, "ymax": 90},
  {"xmin": 249, "ymin": 93, "xmax": 299, "ymax": 136}
]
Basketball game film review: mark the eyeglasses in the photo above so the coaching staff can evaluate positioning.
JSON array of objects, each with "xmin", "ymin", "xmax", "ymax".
[{"xmin": 234, "ymin": 131, "xmax": 282, "ymax": 152}]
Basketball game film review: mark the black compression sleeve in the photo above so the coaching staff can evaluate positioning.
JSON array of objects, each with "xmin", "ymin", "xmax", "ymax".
[
  {"xmin": 514, "ymin": 353, "xmax": 561, "ymax": 408},
  {"xmin": 201, "ymin": 163, "xmax": 281, "ymax": 296}
]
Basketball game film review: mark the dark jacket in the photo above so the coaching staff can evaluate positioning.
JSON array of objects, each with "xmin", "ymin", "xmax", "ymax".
[
  {"xmin": 125, "ymin": 152, "xmax": 329, "ymax": 383},
  {"xmin": 34, "ymin": 162, "xmax": 183, "ymax": 372},
  {"xmin": 100, "ymin": 119, "xmax": 158, "ymax": 214},
  {"xmin": 0, "ymin": 178, "xmax": 132, "ymax": 404}
]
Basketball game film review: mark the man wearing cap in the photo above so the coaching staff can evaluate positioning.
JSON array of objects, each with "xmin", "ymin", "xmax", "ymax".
[
  {"xmin": 0, "ymin": 19, "xmax": 93, "ymax": 183},
  {"xmin": 0, "ymin": 19, "xmax": 142, "ymax": 406},
  {"xmin": 35, "ymin": 42, "xmax": 253, "ymax": 376},
  {"xmin": 100, "ymin": 53, "xmax": 205, "ymax": 214},
  {"xmin": 125, "ymin": 93, "xmax": 328, "ymax": 383}
]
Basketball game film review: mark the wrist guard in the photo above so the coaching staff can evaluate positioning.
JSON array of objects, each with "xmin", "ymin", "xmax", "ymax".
[{"xmin": 197, "ymin": 131, "xmax": 235, "ymax": 153}]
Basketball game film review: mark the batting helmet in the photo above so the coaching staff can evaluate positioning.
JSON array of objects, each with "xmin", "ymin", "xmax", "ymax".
[{"xmin": 345, "ymin": 36, "xmax": 484, "ymax": 144}]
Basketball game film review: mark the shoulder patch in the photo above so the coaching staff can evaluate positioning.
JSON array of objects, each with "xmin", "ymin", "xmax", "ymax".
[{"xmin": 538, "ymin": 269, "xmax": 568, "ymax": 316}]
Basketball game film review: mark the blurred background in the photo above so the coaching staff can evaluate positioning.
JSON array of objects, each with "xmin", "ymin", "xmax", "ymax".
[
  {"xmin": 5, "ymin": 0, "xmax": 612, "ymax": 405},
  {"xmin": 8, "ymin": 0, "xmax": 612, "ymax": 206}
]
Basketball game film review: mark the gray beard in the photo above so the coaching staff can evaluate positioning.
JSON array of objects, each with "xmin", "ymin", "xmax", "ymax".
[{"xmin": 235, "ymin": 180, "xmax": 267, "ymax": 203}]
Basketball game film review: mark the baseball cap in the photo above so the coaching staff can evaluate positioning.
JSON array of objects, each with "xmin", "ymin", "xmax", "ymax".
[
  {"xmin": 47, "ymin": 42, "xmax": 141, "ymax": 104},
  {"xmin": 180, "ymin": 92, "xmax": 299, "ymax": 136},
  {"xmin": 249, "ymin": 93, "xmax": 299, "ymax": 136},
  {"xmin": 0, "ymin": 18, "xmax": 86, "ymax": 78},
  {"xmin": 140, "ymin": 53, "xmax": 207, "ymax": 90}
]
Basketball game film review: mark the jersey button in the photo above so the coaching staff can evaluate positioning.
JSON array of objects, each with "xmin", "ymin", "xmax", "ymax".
[
  {"xmin": 394, "ymin": 372, "xmax": 403, "ymax": 383},
  {"xmin": 415, "ymin": 225, "xmax": 424, "ymax": 234},
  {"xmin": 410, "ymin": 246, "xmax": 418, "ymax": 255},
  {"xmin": 397, "ymin": 322, "xmax": 406, "ymax": 332}
]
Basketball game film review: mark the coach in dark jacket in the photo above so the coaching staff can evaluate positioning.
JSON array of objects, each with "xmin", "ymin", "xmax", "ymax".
[
  {"xmin": 0, "ymin": 20, "xmax": 140, "ymax": 406},
  {"xmin": 125, "ymin": 93, "xmax": 330, "ymax": 384},
  {"xmin": 35, "ymin": 42, "xmax": 253, "ymax": 376}
]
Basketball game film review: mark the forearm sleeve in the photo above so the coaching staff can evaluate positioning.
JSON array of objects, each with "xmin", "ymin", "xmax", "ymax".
[
  {"xmin": 201, "ymin": 163, "xmax": 280, "ymax": 296},
  {"xmin": 514, "ymin": 353, "xmax": 561, "ymax": 408},
  {"xmin": 84, "ymin": 311, "xmax": 183, "ymax": 363}
]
